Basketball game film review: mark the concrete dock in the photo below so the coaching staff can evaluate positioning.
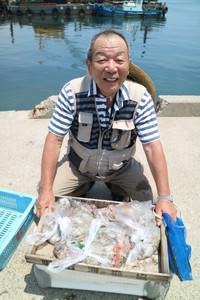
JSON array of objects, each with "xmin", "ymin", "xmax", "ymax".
[{"xmin": 0, "ymin": 95, "xmax": 199, "ymax": 299}]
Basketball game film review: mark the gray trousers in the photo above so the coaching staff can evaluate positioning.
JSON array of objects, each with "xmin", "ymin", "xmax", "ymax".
[{"xmin": 53, "ymin": 155, "xmax": 153, "ymax": 201}]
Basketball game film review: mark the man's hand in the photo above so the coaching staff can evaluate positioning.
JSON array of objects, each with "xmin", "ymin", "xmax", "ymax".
[
  {"xmin": 36, "ymin": 189, "xmax": 55, "ymax": 218},
  {"xmin": 155, "ymin": 200, "xmax": 177, "ymax": 226},
  {"xmin": 36, "ymin": 132, "xmax": 63, "ymax": 218}
]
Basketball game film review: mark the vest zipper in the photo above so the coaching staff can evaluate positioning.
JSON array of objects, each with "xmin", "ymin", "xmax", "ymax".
[
  {"xmin": 94, "ymin": 97, "xmax": 116, "ymax": 176},
  {"xmin": 94, "ymin": 98, "xmax": 104, "ymax": 176}
]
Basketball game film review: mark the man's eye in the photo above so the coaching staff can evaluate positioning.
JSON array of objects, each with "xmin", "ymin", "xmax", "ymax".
[
  {"xmin": 116, "ymin": 59, "xmax": 125, "ymax": 64},
  {"xmin": 96, "ymin": 59, "xmax": 107, "ymax": 64}
]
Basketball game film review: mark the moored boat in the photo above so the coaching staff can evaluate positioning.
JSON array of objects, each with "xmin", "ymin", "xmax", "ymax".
[
  {"xmin": 8, "ymin": 2, "xmax": 94, "ymax": 16},
  {"xmin": 93, "ymin": 0, "xmax": 168, "ymax": 17}
]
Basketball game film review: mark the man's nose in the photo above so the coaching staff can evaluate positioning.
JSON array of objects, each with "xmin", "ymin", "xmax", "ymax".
[{"xmin": 105, "ymin": 60, "xmax": 117, "ymax": 72}]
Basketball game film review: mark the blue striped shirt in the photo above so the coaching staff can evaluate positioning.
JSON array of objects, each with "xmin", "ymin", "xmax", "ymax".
[{"xmin": 48, "ymin": 78, "xmax": 160, "ymax": 144}]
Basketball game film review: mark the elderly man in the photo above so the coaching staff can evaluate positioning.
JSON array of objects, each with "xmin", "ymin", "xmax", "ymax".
[{"xmin": 36, "ymin": 29, "xmax": 176, "ymax": 224}]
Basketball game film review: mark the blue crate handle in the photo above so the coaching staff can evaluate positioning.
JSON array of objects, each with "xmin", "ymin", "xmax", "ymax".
[{"xmin": 0, "ymin": 188, "xmax": 35, "ymax": 213}]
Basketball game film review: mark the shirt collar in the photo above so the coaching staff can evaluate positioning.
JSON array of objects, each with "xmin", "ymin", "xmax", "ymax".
[
  {"xmin": 88, "ymin": 79, "xmax": 130, "ymax": 106},
  {"xmin": 88, "ymin": 79, "xmax": 98, "ymax": 97}
]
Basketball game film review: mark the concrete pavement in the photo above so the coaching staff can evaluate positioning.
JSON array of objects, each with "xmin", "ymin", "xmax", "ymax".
[{"xmin": 0, "ymin": 95, "xmax": 199, "ymax": 299}]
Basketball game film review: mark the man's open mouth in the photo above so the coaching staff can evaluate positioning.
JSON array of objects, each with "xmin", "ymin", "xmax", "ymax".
[{"xmin": 104, "ymin": 78, "xmax": 118, "ymax": 82}]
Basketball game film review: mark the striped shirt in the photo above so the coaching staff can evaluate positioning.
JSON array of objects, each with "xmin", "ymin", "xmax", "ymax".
[{"xmin": 48, "ymin": 78, "xmax": 160, "ymax": 144}]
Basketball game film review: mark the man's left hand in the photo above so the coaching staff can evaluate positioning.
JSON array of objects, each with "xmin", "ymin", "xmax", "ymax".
[{"xmin": 155, "ymin": 200, "xmax": 177, "ymax": 226}]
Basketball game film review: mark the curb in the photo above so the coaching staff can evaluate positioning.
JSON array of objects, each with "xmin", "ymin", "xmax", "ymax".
[{"xmin": 158, "ymin": 96, "xmax": 200, "ymax": 117}]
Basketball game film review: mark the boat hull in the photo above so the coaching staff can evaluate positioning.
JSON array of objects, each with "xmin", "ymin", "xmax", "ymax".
[{"xmin": 93, "ymin": 3, "xmax": 165, "ymax": 17}]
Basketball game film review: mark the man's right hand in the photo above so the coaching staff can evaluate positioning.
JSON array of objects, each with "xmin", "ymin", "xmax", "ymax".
[
  {"xmin": 36, "ymin": 189, "xmax": 55, "ymax": 218},
  {"xmin": 36, "ymin": 132, "xmax": 63, "ymax": 218}
]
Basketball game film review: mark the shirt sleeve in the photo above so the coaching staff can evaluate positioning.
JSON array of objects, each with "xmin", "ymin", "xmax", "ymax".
[
  {"xmin": 134, "ymin": 90, "xmax": 160, "ymax": 144},
  {"xmin": 48, "ymin": 82, "xmax": 75, "ymax": 137}
]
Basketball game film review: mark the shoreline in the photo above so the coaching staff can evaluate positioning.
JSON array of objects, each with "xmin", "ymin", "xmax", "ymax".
[{"xmin": 1, "ymin": 94, "xmax": 200, "ymax": 115}]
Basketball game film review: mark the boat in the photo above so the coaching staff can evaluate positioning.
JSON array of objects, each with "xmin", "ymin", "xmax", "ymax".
[
  {"xmin": 143, "ymin": 0, "xmax": 168, "ymax": 16},
  {"xmin": 8, "ymin": 2, "xmax": 94, "ymax": 16},
  {"xmin": 93, "ymin": 0, "xmax": 168, "ymax": 17}
]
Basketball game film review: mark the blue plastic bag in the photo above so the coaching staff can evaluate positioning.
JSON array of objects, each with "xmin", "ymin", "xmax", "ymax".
[{"xmin": 163, "ymin": 213, "xmax": 192, "ymax": 281}]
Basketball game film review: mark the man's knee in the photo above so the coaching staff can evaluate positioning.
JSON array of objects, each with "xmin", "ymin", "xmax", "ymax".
[
  {"xmin": 133, "ymin": 182, "xmax": 153, "ymax": 201},
  {"xmin": 53, "ymin": 181, "xmax": 94, "ymax": 198}
]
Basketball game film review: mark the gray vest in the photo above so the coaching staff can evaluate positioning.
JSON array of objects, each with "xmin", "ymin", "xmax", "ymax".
[{"xmin": 68, "ymin": 75, "xmax": 146, "ymax": 177}]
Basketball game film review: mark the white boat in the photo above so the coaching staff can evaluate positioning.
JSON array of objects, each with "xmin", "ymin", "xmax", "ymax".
[{"xmin": 122, "ymin": 0, "xmax": 143, "ymax": 13}]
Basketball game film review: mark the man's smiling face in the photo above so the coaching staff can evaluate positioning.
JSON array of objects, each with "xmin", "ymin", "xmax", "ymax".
[{"xmin": 87, "ymin": 34, "xmax": 130, "ymax": 98}]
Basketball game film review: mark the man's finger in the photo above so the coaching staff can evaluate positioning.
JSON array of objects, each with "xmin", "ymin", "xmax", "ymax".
[
  {"xmin": 36, "ymin": 203, "xmax": 46, "ymax": 218},
  {"xmin": 36, "ymin": 206, "xmax": 43, "ymax": 218},
  {"xmin": 170, "ymin": 204, "xmax": 177, "ymax": 221},
  {"xmin": 47, "ymin": 205, "xmax": 54, "ymax": 213},
  {"xmin": 154, "ymin": 208, "xmax": 162, "ymax": 226}
]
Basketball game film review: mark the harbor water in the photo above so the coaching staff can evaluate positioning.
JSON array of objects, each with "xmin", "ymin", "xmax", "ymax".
[{"xmin": 0, "ymin": 0, "xmax": 200, "ymax": 110}]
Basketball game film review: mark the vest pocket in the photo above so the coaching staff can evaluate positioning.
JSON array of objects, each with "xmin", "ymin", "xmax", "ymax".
[
  {"xmin": 111, "ymin": 119, "xmax": 135, "ymax": 150},
  {"xmin": 77, "ymin": 112, "xmax": 93, "ymax": 142}
]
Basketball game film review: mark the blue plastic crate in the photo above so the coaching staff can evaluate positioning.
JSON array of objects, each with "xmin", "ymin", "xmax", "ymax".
[{"xmin": 0, "ymin": 189, "xmax": 36, "ymax": 270}]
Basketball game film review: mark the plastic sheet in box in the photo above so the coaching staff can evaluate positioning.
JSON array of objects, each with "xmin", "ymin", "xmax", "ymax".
[{"xmin": 0, "ymin": 189, "xmax": 36, "ymax": 270}]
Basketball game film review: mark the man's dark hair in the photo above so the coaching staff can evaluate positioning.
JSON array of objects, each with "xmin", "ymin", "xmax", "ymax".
[{"xmin": 86, "ymin": 29, "xmax": 129, "ymax": 61}]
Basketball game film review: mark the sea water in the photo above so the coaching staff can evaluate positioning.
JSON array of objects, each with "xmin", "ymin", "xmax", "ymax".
[{"xmin": 0, "ymin": 0, "xmax": 200, "ymax": 110}]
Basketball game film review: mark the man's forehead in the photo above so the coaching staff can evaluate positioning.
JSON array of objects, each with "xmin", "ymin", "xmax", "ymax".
[
  {"xmin": 94, "ymin": 35, "xmax": 128, "ymax": 49},
  {"xmin": 93, "ymin": 49, "xmax": 128, "ymax": 57},
  {"xmin": 93, "ymin": 42, "xmax": 128, "ymax": 57}
]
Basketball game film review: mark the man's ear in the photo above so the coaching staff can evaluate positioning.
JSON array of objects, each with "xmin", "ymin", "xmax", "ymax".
[{"xmin": 86, "ymin": 59, "xmax": 92, "ymax": 75}]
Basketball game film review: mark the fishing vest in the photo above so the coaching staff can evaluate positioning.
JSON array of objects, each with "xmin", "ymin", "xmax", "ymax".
[{"xmin": 67, "ymin": 75, "xmax": 146, "ymax": 177}]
